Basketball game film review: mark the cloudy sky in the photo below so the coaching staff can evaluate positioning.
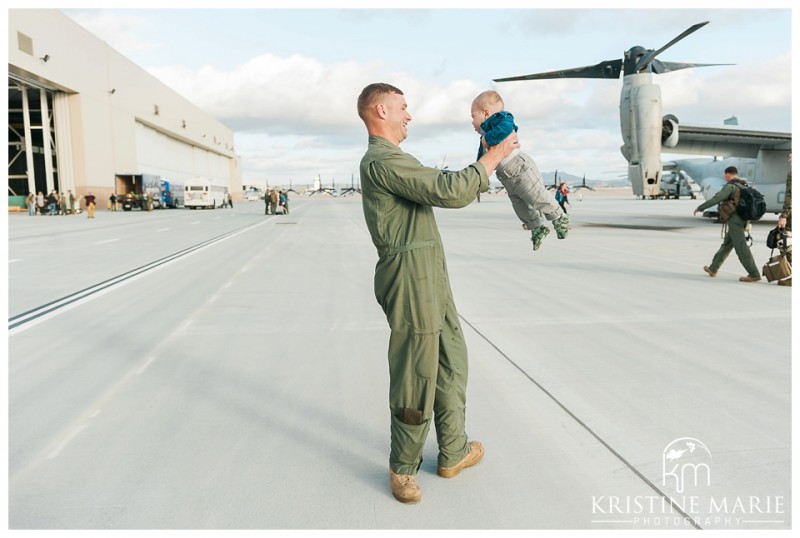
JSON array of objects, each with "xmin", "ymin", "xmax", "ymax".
[{"xmin": 51, "ymin": 3, "xmax": 793, "ymax": 187}]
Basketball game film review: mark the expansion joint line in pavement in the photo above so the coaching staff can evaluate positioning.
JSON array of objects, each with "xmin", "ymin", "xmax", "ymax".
[
  {"xmin": 8, "ymin": 220, "xmax": 267, "ymax": 332},
  {"xmin": 458, "ymin": 314, "xmax": 702, "ymax": 530}
]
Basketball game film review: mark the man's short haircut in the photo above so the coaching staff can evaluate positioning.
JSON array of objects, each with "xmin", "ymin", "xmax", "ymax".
[
  {"xmin": 724, "ymin": 166, "xmax": 738, "ymax": 175},
  {"xmin": 357, "ymin": 83, "xmax": 403, "ymax": 121},
  {"xmin": 473, "ymin": 90, "xmax": 504, "ymax": 112}
]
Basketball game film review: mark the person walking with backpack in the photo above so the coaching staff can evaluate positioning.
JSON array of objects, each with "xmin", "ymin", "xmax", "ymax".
[{"xmin": 694, "ymin": 166, "xmax": 761, "ymax": 282}]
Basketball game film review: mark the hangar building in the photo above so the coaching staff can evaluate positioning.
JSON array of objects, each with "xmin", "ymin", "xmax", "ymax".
[{"xmin": 8, "ymin": 9, "xmax": 241, "ymax": 209}]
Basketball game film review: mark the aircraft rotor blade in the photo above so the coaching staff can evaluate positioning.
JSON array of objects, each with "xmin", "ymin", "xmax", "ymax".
[
  {"xmin": 494, "ymin": 58, "xmax": 622, "ymax": 82},
  {"xmin": 634, "ymin": 21, "xmax": 709, "ymax": 72},
  {"xmin": 650, "ymin": 60, "xmax": 735, "ymax": 74}
]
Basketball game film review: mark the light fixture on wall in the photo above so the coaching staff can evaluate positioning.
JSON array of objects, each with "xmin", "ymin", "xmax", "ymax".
[
  {"xmin": 109, "ymin": 88, "xmax": 116, "ymax": 94},
  {"xmin": 154, "ymin": 105, "xmax": 159, "ymax": 116},
  {"xmin": 39, "ymin": 54, "xmax": 50, "ymax": 62}
]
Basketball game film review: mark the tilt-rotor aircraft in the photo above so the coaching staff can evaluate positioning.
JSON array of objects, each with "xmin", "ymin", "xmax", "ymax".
[{"xmin": 494, "ymin": 21, "xmax": 791, "ymax": 215}]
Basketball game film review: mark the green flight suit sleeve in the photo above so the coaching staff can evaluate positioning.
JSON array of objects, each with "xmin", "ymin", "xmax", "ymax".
[
  {"xmin": 366, "ymin": 151, "xmax": 488, "ymax": 209},
  {"xmin": 697, "ymin": 182, "xmax": 736, "ymax": 212},
  {"xmin": 780, "ymin": 172, "xmax": 791, "ymax": 220}
]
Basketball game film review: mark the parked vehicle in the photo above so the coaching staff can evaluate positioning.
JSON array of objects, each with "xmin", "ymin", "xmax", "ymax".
[
  {"xmin": 119, "ymin": 192, "xmax": 143, "ymax": 211},
  {"xmin": 659, "ymin": 170, "xmax": 701, "ymax": 199},
  {"xmin": 144, "ymin": 176, "xmax": 168, "ymax": 208},
  {"xmin": 184, "ymin": 177, "xmax": 227, "ymax": 209},
  {"xmin": 115, "ymin": 174, "xmax": 160, "ymax": 211}
]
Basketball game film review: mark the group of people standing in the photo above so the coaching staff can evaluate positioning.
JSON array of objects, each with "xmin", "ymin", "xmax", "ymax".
[
  {"xmin": 264, "ymin": 189, "xmax": 289, "ymax": 215},
  {"xmin": 109, "ymin": 192, "xmax": 157, "ymax": 211},
  {"xmin": 25, "ymin": 190, "xmax": 96, "ymax": 218}
]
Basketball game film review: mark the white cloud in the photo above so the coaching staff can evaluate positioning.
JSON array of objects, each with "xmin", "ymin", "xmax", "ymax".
[
  {"xmin": 658, "ymin": 53, "xmax": 791, "ymax": 130},
  {"xmin": 68, "ymin": 11, "xmax": 157, "ymax": 55},
  {"xmin": 62, "ymin": 8, "xmax": 791, "ymax": 186},
  {"xmin": 149, "ymin": 44, "xmax": 789, "ymax": 184}
]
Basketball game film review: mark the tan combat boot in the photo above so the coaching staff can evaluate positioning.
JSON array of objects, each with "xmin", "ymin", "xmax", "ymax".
[
  {"xmin": 389, "ymin": 469, "xmax": 421, "ymax": 504},
  {"xmin": 437, "ymin": 440, "xmax": 484, "ymax": 478}
]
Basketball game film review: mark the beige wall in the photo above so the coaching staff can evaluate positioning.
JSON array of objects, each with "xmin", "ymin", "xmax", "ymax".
[{"xmin": 8, "ymin": 9, "xmax": 242, "ymax": 203}]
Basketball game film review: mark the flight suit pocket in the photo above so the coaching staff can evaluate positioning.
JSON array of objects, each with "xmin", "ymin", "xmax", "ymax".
[
  {"xmin": 498, "ymin": 155, "xmax": 526, "ymax": 181},
  {"xmin": 400, "ymin": 249, "xmax": 440, "ymax": 332}
]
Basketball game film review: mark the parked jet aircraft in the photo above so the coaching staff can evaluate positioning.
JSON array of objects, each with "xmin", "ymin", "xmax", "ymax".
[
  {"xmin": 544, "ymin": 170, "xmax": 592, "ymax": 192},
  {"xmin": 307, "ymin": 175, "xmax": 338, "ymax": 196},
  {"xmin": 572, "ymin": 175, "xmax": 595, "ymax": 192},
  {"xmin": 494, "ymin": 21, "xmax": 791, "ymax": 214}
]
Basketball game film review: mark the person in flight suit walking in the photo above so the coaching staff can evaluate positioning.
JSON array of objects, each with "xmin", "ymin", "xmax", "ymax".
[{"xmin": 694, "ymin": 166, "xmax": 761, "ymax": 282}]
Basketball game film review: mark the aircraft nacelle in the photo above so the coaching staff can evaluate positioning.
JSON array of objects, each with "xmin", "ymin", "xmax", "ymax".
[
  {"xmin": 662, "ymin": 114, "xmax": 679, "ymax": 148},
  {"xmin": 620, "ymin": 73, "xmax": 663, "ymax": 197}
]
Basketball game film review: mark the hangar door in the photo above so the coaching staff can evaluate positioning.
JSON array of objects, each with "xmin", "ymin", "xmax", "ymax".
[
  {"xmin": 134, "ymin": 121, "xmax": 231, "ymax": 186},
  {"xmin": 8, "ymin": 76, "xmax": 62, "ymax": 198}
]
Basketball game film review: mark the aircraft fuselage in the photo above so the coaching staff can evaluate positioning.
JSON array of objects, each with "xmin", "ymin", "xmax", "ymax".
[{"xmin": 672, "ymin": 155, "xmax": 789, "ymax": 215}]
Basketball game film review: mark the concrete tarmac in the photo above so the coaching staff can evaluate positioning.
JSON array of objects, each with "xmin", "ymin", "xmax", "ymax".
[{"xmin": 6, "ymin": 191, "xmax": 792, "ymax": 530}]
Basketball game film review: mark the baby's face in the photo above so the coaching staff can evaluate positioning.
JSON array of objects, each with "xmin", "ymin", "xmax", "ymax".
[{"xmin": 470, "ymin": 106, "xmax": 489, "ymax": 133}]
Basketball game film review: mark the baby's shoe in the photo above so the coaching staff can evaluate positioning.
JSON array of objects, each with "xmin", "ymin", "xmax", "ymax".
[
  {"xmin": 531, "ymin": 225, "xmax": 550, "ymax": 251},
  {"xmin": 553, "ymin": 213, "xmax": 570, "ymax": 239}
]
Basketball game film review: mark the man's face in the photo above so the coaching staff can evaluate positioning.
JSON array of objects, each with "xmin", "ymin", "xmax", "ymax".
[
  {"xmin": 383, "ymin": 92, "xmax": 411, "ymax": 145},
  {"xmin": 724, "ymin": 172, "xmax": 735, "ymax": 182}
]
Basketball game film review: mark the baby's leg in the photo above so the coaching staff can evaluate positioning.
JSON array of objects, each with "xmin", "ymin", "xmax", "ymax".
[
  {"xmin": 497, "ymin": 153, "xmax": 563, "ymax": 222},
  {"xmin": 506, "ymin": 189, "xmax": 543, "ymax": 229}
]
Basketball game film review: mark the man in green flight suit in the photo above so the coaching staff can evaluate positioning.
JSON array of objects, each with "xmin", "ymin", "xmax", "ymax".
[
  {"xmin": 694, "ymin": 166, "xmax": 761, "ymax": 282},
  {"xmin": 357, "ymin": 83, "xmax": 519, "ymax": 504}
]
